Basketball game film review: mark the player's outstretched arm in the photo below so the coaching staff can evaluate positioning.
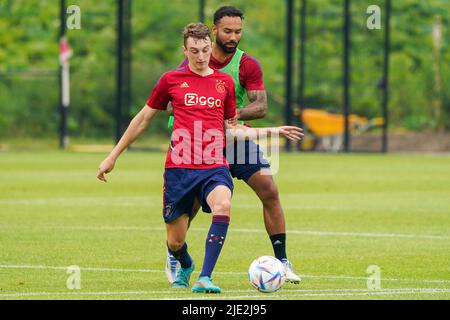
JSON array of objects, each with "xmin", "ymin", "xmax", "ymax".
[
  {"xmin": 225, "ymin": 122, "xmax": 303, "ymax": 141},
  {"xmin": 97, "ymin": 105, "xmax": 159, "ymax": 182}
]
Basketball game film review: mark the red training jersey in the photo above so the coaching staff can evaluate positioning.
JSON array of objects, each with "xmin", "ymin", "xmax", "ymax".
[{"xmin": 146, "ymin": 65, "xmax": 236, "ymax": 169}]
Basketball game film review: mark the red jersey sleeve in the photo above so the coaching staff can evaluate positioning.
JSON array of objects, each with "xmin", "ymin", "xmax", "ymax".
[
  {"xmin": 239, "ymin": 54, "xmax": 265, "ymax": 91},
  {"xmin": 146, "ymin": 73, "xmax": 171, "ymax": 110},
  {"xmin": 224, "ymin": 77, "xmax": 237, "ymax": 120}
]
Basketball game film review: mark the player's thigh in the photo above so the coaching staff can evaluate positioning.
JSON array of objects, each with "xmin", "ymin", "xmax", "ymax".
[
  {"xmin": 192, "ymin": 198, "xmax": 201, "ymax": 215},
  {"xmin": 246, "ymin": 170, "xmax": 279, "ymax": 200},
  {"xmin": 188, "ymin": 199, "xmax": 201, "ymax": 227},
  {"xmin": 205, "ymin": 185, "xmax": 232, "ymax": 216}
]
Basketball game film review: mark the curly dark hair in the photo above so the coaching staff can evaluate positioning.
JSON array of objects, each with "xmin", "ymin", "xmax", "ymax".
[{"xmin": 213, "ymin": 6, "xmax": 244, "ymax": 25}]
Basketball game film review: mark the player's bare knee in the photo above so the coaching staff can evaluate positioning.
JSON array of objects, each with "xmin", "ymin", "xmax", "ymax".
[
  {"xmin": 212, "ymin": 199, "xmax": 231, "ymax": 216},
  {"xmin": 167, "ymin": 239, "xmax": 185, "ymax": 252},
  {"xmin": 260, "ymin": 182, "xmax": 280, "ymax": 203}
]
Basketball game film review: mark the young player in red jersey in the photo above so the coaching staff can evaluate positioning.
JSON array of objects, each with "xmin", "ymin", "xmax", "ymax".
[
  {"xmin": 97, "ymin": 23, "xmax": 302, "ymax": 294},
  {"xmin": 166, "ymin": 6, "xmax": 302, "ymax": 284}
]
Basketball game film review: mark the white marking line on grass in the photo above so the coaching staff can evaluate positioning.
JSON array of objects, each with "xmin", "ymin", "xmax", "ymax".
[
  {"xmin": 1, "ymin": 264, "xmax": 449, "ymax": 284},
  {"xmin": 235, "ymin": 227, "xmax": 450, "ymax": 240},
  {"xmin": 0, "ymin": 264, "xmax": 162, "ymax": 273},
  {"xmin": 170, "ymin": 289, "xmax": 450, "ymax": 300},
  {"xmin": 1, "ymin": 288, "xmax": 449, "ymax": 299},
  {"xmin": 3, "ymin": 224, "xmax": 448, "ymax": 241},
  {"xmin": 235, "ymin": 202, "xmax": 450, "ymax": 214},
  {"xmin": 2, "ymin": 197, "xmax": 449, "ymax": 214},
  {"xmin": 300, "ymin": 274, "xmax": 450, "ymax": 284}
]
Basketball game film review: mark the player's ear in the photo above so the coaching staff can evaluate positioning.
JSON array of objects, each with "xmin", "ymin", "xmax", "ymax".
[{"xmin": 212, "ymin": 24, "xmax": 217, "ymax": 36}]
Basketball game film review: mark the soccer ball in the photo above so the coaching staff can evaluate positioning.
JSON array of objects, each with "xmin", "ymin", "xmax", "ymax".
[{"xmin": 248, "ymin": 256, "xmax": 286, "ymax": 293}]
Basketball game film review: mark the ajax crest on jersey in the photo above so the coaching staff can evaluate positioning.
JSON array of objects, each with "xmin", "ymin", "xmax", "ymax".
[{"xmin": 248, "ymin": 256, "xmax": 286, "ymax": 293}]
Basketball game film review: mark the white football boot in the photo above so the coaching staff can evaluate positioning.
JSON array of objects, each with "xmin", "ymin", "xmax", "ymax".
[
  {"xmin": 281, "ymin": 259, "xmax": 301, "ymax": 284},
  {"xmin": 165, "ymin": 250, "xmax": 181, "ymax": 284}
]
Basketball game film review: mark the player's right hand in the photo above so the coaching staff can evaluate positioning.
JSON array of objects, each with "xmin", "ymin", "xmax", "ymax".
[{"xmin": 97, "ymin": 157, "xmax": 115, "ymax": 182}]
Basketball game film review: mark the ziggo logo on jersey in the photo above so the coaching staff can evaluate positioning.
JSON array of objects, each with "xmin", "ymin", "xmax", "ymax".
[{"xmin": 184, "ymin": 93, "xmax": 222, "ymax": 108}]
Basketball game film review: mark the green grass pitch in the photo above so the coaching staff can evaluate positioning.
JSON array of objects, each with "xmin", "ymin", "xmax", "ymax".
[{"xmin": 0, "ymin": 151, "xmax": 449, "ymax": 300}]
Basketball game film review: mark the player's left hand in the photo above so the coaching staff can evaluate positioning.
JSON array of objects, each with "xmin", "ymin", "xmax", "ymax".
[
  {"xmin": 227, "ymin": 112, "xmax": 239, "ymax": 126},
  {"xmin": 278, "ymin": 126, "xmax": 304, "ymax": 141}
]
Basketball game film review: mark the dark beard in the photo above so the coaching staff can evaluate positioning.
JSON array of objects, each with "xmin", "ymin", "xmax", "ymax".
[{"xmin": 216, "ymin": 37, "xmax": 238, "ymax": 54}]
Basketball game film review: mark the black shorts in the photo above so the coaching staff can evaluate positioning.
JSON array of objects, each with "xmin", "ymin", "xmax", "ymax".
[{"xmin": 225, "ymin": 140, "xmax": 271, "ymax": 182}]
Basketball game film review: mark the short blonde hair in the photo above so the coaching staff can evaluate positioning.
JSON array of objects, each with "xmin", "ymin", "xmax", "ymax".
[{"xmin": 183, "ymin": 23, "xmax": 211, "ymax": 46}]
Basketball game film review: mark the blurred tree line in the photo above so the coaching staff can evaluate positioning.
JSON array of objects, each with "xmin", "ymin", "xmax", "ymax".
[{"xmin": 0, "ymin": 0, "xmax": 449, "ymax": 140}]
